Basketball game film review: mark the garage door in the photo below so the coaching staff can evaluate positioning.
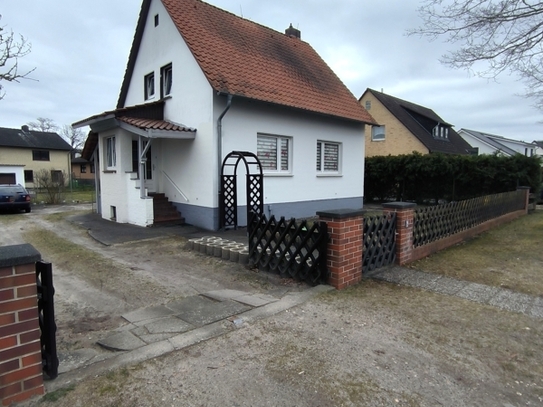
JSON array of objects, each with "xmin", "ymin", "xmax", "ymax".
[{"xmin": 0, "ymin": 173, "xmax": 16, "ymax": 184}]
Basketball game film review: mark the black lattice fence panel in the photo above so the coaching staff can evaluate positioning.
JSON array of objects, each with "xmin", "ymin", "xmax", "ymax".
[
  {"xmin": 248, "ymin": 213, "xmax": 328, "ymax": 285},
  {"xmin": 221, "ymin": 175, "xmax": 237, "ymax": 228},
  {"xmin": 414, "ymin": 190, "xmax": 525, "ymax": 247},
  {"xmin": 36, "ymin": 261, "xmax": 59, "ymax": 379},
  {"xmin": 363, "ymin": 213, "xmax": 397, "ymax": 274}
]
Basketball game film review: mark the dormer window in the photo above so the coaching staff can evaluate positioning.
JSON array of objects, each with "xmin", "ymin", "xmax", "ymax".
[
  {"xmin": 144, "ymin": 72, "xmax": 155, "ymax": 100},
  {"xmin": 433, "ymin": 124, "xmax": 449, "ymax": 140}
]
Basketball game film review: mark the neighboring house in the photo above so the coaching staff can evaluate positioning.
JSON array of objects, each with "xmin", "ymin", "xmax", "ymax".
[
  {"xmin": 533, "ymin": 140, "xmax": 543, "ymax": 157},
  {"xmin": 74, "ymin": 0, "xmax": 375, "ymax": 230},
  {"xmin": 458, "ymin": 129, "xmax": 536, "ymax": 157},
  {"xmin": 360, "ymin": 88, "xmax": 472, "ymax": 157},
  {"xmin": 0, "ymin": 125, "xmax": 72, "ymax": 189},
  {"xmin": 71, "ymin": 150, "xmax": 95, "ymax": 185}
]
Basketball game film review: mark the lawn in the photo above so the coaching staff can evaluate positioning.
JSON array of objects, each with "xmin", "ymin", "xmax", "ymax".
[
  {"xmin": 408, "ymin": 209, "xmax": 543, "ymax": 295},
  {"xmin": 33, "ymin": 188, "xmax": 95, "ymax": 204}
]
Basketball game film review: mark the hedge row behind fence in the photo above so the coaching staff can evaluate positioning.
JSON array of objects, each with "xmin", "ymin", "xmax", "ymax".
[{"xmin": 365, "ymin": 152, "xmax": 542, "ymax": 203}]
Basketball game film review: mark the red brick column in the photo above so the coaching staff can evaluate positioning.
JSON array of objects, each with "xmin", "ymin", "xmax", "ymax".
[
  {"xmin": 0, "ymin": 244, "xmax": 44, "ymax": 406},
  {"xmin": 317, "ymin": 209, "xmax": 364, "ymax": 290},
  {"xmin": 382, "ymin": 202, "xmax": 416, "ymax": 266}
]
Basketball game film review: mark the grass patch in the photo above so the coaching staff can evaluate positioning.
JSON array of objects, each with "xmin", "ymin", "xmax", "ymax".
[
  {"xmin": 34, "ymin": 189, "xmax": 95, "ymax": 204},
  {"xmin": 41, "ymin": 384, "xmax": 76, "ymax": 402},
  {"xmin": 22, "ymin": 227, "xmax": 166, "ymax": 306},
  {"xmin": 408, "ymin": 210, "xmax": 543, "ymax": 295}
]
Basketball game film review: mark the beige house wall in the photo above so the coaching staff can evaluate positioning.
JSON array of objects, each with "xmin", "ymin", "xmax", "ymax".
[
  {"xmin": 0, "ymin": 146, "xmax": 70, "ymax": 188},
  {"xmin": 361, "ymin": 92, "xmax": 428, "ymax": 157}
]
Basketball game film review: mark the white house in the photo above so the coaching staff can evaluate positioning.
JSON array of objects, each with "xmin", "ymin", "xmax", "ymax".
[
  {"xmin": 74, "ymin": 0, "xmax": 375, "ymax": 230},
  {"xmin": 458, "ymin": 129, "xmax": 536, "ymax": 157}
]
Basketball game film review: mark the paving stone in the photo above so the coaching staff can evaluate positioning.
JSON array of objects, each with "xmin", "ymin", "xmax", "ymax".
[
  {"xmin": 122, "ymin": 305, "xmax": 175, "ymax": 323},
  {"xmin": 528, "ymin": 305, "xmax": 543, "ymax": 319},
  {"xmin": 370, "ymin": 267, "xmax": 410, "ymax": 284},
  {"xmin": 430, "ymin": 278, "xmax": 469, "ymax": 296},
  {"xmin": 167, "ymin": 296, "xmax": 251, "ymax": 327},
  {"xmin": 399, "ymin": 271, "xmax": 443, "ymax": 290},
  {"xmin": 455, "ymin": 283, "xmax": 502, "ymax": 304},
  {"xmin": 144, "ymin": 316, "xmax": 194, "ymax": 334},
  {"xmin": 58, "ymin": 349, "xmax": 100, "ymax": 374},
  {"xmin": 138, "ymin": 333, "xmax": 178, "ymax": 344},
  {"xmin": 489, "ymin": 291, "xmax": 532, "ymax": 313},
  {"xmin": 233, "ymin": 294, "xmax": 278, "ymax": 307},
  {"xmin": 203, "ymin": 289, "xmax": 249, "ymax": 301},
  {"xmin": 97, "ymin": 331, "xmax": 146, "ymax": 351}
]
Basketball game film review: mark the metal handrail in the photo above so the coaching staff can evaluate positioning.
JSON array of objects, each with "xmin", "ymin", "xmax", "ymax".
[{"xmin": 161, "ymin": 170, "xmax": 189, "ymax": 202}]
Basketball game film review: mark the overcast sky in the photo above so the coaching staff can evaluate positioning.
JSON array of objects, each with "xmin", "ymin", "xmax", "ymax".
[{"xmin": 1, "ymin": 0, "xmax": 541, "ymax": 142}]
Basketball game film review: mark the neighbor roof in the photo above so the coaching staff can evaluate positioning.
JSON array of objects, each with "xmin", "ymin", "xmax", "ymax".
[
  {"xmin": 117, "ymin": 0, "xmax": 375, "ymax": 124},
  {"xmin": 364, "ymin": 89, "xmax": 472, "ymax": 155},
  {"xmin": 0, "ymin": 127, "xmax": 72, "ymax": 151},
  {"xmin": 459, "ymin": 129, "xmax": 518, "ymax": 156}
]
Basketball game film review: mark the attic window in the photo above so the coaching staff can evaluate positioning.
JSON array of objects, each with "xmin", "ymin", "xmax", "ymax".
[
  {"xmin": 365, "ymin": 100, "xmax": 371, "ymax": 110},
  {"xmin": 154, "ymin": 14, "xmax": 159, "ymax": 27},
  {"xmin": 160, "ymin": 63, "xmax": 172, "ymax": 97},
  {"xmin": 144, "ymin": 72, "xmax": 155, "ymax": 100}
]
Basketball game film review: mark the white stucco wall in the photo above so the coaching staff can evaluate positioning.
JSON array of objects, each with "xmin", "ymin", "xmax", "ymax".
[
  {"xmin": 219, "ymin": 98, "xmax": 365, "ymax": 207},
  {"xmin": 123, "ymin": 0, "xmax": 217, "ymax": 210},
  {"xmin": 457, "ymin": 132, "xmax": 497, "ymax": 155},
  {"xmin": 0, "ymin": 165, "xmax": 25, "ymax": 185}
]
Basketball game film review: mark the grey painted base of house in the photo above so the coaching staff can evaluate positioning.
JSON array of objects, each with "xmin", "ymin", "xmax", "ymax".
[{"xmin": 174, "ymin": 196, "xmax": 364, "ymax": 231}]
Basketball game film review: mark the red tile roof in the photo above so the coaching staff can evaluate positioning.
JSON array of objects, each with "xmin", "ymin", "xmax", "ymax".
[
  {"xmin": 118, "ymin": 117, "xmax": 195, "ymax": 132},
  {"xmin": 118, "ymin": 0, "xmax": 375, "ymax": 124}
]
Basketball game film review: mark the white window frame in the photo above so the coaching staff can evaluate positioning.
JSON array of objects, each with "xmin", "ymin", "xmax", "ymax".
[
  {"xmin": 144, "ymin": 72, "xmax": 155, "ymax": 100},
  {"xmin": 257, "ymin": 134, "xmax": 292, "ymax": 175},
  {"xmin": 105, "ymin": 136, "xmax": 116, "ymax": 170},
  {"xmin": 316, "ymin": 140, "xmax": 341, "ymax": 176},
  {"xmin": 371, "ymin": 125, "xmax": 385, "ymax": 141},
  {"xmin": 161, "ymin": 63, "xmax": 172, "ymax": 97}
]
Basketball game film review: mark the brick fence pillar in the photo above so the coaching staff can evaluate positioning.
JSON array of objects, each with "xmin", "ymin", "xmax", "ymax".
[
  {"xmin": 317, "ymin": 209, "xmax": 364, "ymax": 290},
  {"xmin": 0, "ymin": 244, "xmax": 44, "ymax": 407},
  {"xmin": 517, "ymin": 186, "xmax": 531, "ymax": 214},
  {"xmin": 382, "ymin": 202, "xmax": 417, "ymax": 266}
]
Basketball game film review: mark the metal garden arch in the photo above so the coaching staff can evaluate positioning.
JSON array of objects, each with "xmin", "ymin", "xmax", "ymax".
[{"xmin": 220, "ymin": 151, "xmax": 264, "ymax": 229}]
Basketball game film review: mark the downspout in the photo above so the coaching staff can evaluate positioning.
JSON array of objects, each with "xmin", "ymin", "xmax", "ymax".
[{"xmin": 217, "ymin": 94, "xmax": 233, "ymax": 228}]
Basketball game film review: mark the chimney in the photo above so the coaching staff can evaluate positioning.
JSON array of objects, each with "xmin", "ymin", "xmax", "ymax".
[
  {"xmin": 21, "ymin": 125, "xmax": 29, "ymax": 132},
  {"xmin": 285, "ymin": 23, "xmax": 301, "ymax": 39}
]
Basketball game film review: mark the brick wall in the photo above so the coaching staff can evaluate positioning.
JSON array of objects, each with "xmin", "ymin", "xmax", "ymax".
[
  {"xmin": 383, "ymin": 187, "xmax": 530, "ymax": 266},
  {"xmin": 0, "ymin": 244, "xmax": 44, "ymax": 406},
  {"xmin": 317, "ymin": 209, "xmax": 364, "ymax": 290}
]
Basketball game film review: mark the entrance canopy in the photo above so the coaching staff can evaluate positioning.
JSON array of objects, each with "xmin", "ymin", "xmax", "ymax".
[{"xmin": 73, "ymin": 100, "xmax": 196, "ymax": 141}]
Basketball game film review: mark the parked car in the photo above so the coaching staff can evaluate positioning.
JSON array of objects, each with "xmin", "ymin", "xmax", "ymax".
[{"xmin": 0, "ymin": 184, "xmax": 31, "ymax": 213}]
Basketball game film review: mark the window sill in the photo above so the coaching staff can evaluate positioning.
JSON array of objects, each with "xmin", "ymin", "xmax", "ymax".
[
  {"xmin": 103, "ymin": 170, "xmax": 117, "ymax": 173},
  {"xmin": 317, "ymin": 173, "xmax": 342, "ymax": 177},
  {"xmin": 263, "ymin": 172, "xmax": 293, "ymax": 177}
]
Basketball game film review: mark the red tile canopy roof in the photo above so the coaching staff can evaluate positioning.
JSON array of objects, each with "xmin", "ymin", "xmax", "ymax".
[
  {"xmin": 118, "ymin": 0, "xmax": 375, "ymax": 125},
  {"xmin": 117, "ymin": 117, "xmax": 195, "ymax": 132}
]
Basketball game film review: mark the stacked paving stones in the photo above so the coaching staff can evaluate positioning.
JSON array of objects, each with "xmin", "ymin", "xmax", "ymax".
[{"xmin": 185, "ymin": 237, "xmax": 250, "ymax": 265}]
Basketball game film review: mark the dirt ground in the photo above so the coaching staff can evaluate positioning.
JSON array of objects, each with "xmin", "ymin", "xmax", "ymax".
[{"xmin": 2, "ymin": 206, "xmax": 543, "ymax": 407}]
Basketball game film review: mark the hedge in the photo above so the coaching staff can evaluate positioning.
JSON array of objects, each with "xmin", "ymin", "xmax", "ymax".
[{"xmin": 364, "ymin": 152, "xmax": 542, "ymax": 203}]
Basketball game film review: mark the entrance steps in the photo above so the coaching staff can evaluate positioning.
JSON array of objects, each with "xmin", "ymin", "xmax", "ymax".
[{"xmin": 149, "ymin": 193, "xmax": 185, "ymax": 226}]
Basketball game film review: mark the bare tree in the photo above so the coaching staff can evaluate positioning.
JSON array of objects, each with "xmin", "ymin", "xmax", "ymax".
[
  {"xmin": 60, "ymin": 124, "xmax": 85, "ymax": 150},
  {"xmin": 34, "ymin": 168, "xmax": 67, "ymax": 204},
  {"xmin": 0, "ymin": 15, "xmax": 34, "ymax": 99},
  {"xmin": 27, "ymin": 117, "xmax": 58, "ymax": 132},
  {"xmin": 409, "ymin": 0, "xmax": 543, "ymax": 108}
]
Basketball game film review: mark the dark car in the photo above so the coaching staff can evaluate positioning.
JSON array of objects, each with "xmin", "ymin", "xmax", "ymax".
[{"xmin": 0, "ymin": 184, "xmax": 32, "ymax": 213}]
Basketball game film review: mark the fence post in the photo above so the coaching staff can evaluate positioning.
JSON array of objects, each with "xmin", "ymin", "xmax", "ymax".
[
  {"xmin": 316, "ymin": 209, "xmax": 364, "ymax": 290},
  {"xmin": 0, "ymin": 244, "xmax": 44, "ymax": 407},
  {"xmin": 382, "ymin": 202, "xmax": 416, "ymax": 266},
  {"xmin": 517, "ymin": 186, "xmax": 531, "ymax": 214}
]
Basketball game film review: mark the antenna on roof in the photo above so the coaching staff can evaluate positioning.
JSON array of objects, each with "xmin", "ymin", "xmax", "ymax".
[{"xmin": 240, "ymin": 5, "xmax": 243, "ymax": 18}]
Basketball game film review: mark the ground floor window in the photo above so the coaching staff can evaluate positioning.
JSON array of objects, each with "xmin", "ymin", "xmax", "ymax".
[
  {"xmin": 105, "ymin": 136, "xmax": 116, "ymax": 169},
  {"xmin": 24, "ymin": 170, "xmax": 33, "ymax": 183},
  {"xmin": 257, "ymin": 134, "xmax": 291, "ymax": 173},
  {"xmin": 316, "ymin": 141, "xmax": 341, "ymax": 173}
]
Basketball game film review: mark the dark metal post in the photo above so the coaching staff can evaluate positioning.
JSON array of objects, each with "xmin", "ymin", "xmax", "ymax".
[{"xmin": 36, "ymin": 261, "xmax": 59, "ymax": 379}]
